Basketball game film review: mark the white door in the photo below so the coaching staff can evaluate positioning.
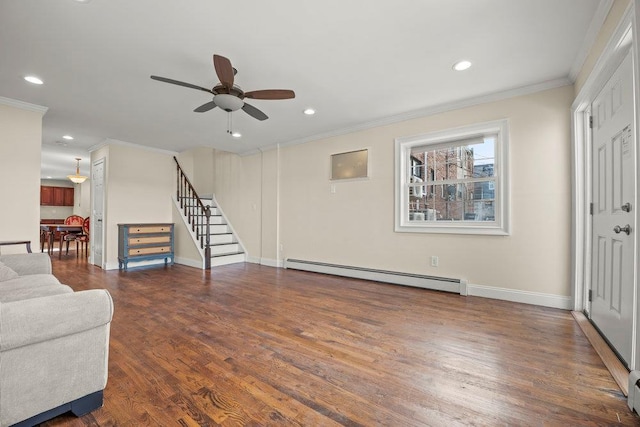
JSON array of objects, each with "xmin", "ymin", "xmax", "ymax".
[
  {"xmin": 590, "ymin": 49, "xmax": 636, "ymax": 366},
  {"xmin": 91, "ymin": 158, "xmax": 105, "ymax": 268}
]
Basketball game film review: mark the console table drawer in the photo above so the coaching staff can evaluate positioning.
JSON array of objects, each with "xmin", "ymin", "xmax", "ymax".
[
  {"xmin": 128, "ymin": 246, "xmax": 171, "ymax": 256},
  {"xmin": 130, "ymin": 225, "xmax": 171, "ymax": 234},
  {"xmin": 128, "ymin": 236, "xmax": 171, "ymax": 245}
]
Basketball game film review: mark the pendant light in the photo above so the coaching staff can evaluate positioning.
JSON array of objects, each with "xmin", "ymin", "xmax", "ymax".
[{"xmin": 67, "ymin": 158, "xmax": 88, "ymax": 184}]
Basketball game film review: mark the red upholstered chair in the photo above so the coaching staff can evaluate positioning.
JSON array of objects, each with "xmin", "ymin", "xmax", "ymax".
[
  {"xmin": 60, "ymin": 215, "xmax": 84, "ymax": 258},
  {"xmin": 75, "ymin": 217, "xmax": 90, "ymax": 257}
]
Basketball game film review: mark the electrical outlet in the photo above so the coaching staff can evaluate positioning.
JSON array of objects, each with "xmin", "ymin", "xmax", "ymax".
[{"xmin": 431, "ymin": 256, "xmax": 439, "ymax": 267}]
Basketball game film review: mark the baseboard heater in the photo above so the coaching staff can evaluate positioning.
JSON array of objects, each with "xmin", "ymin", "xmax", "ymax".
[{"xmin": 284, "ymin": 258, "xmax": 467, "ymax": 295}]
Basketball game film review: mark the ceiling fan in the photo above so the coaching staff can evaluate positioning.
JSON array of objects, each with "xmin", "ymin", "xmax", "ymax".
[{"xmin": 150, "ymin": 54, "xmax": 295, "ymax": 123}]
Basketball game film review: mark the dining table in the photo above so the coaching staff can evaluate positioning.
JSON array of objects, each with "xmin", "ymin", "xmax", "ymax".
[{"xmin": 40, "ymin": 224, "xmax": 83, "ymax": 257}]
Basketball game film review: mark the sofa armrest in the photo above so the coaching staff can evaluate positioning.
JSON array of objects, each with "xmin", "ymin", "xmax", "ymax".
[
  {"xmin": 0, "ymin": 289, "xmax": 113, "ymax": 351},
  {"xmin": 0, "ymin": 253, "xmax": 52, "ymax": 276}
]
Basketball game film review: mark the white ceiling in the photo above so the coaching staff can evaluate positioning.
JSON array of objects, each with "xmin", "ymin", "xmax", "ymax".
[{"xmin": 0, "ymin": 0, "xmax": 605, "ymax": 179}]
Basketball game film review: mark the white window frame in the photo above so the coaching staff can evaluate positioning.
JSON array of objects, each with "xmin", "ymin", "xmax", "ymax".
[{"xmin": 394, "ymin": 119, "xmax": 510, "ymax": 235}]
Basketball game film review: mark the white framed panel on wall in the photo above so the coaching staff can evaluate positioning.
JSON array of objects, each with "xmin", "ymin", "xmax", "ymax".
[{"xmin": 330, "ymin": 148, "xmax": 370, "ymax": 181}]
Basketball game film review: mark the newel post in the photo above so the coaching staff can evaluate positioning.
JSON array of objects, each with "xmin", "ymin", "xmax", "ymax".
[{"xmin": 204, "ymin": 205, "xmax": 211, "ymax": 269}]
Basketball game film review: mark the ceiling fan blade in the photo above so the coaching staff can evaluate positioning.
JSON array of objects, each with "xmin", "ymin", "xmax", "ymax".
[
  {"xmin": 213, "ymin": 54, "xmax": 234, "ymax": 90},
  {"xmin": 193, "ymin": 101, "xmax": 218, "ymax": 113},
  {"xmin": 242, "ymin": 102, "xmax": 268, "ymax": 121},
  {"xmin": 244, "ymin": 89, "xmax": 296, "ymax": 100},
  {"xmin": 150, "ymin": 75, "xmax": 213, "ymax": 94}
]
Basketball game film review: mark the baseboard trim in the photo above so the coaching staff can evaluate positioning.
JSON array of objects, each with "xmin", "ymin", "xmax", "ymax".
[
  {"xmin": 246, "ymin": 256, "xmax": 283, "ymax": 268},
  {"xmin": 175, "ymin": 257, "xmax": 203, "ymax": 269},
  {"xmin": 245, "ymin": 258, "xmax": 572, "ymax": 309},
  {"xmin": 467, "ymin": 284, "xmax": 572, "ymax": 309},
  {"xmin": 104, "ymin": 262, "xmax": 119, "ymax": 271},
  {"xmin": 284, "ymin": 258, "xmax": 462, "ymax": 294}
]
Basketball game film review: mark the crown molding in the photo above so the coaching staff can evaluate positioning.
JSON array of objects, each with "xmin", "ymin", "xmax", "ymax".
[
  {"xmin": 88, "ymin": 138, "xmax": 179, "ymax": 156},
  {"xmin": 239, "ymin": 77, "xmax": 572, "ymax": 156},
  {"xmin": 568, "ymin": 0, "xmax": 614, "ymax": 82},
  {"xmin": 572, "ymin": 1, "xmax": 633, "ymax": 110},
  {"xmin": 0, "ymin": 96, "xmax": 48, "ymax": 115}
]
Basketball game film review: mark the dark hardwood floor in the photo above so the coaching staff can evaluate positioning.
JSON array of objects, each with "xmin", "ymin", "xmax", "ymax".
[{"xmin": 40, "ymin": 253, "xmax": 639, "ymax": 426}]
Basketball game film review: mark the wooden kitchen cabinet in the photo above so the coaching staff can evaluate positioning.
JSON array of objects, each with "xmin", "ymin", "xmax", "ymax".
[
  {"xmin": 40, "ymin": 186, "xmax": 54, "ymax": 205},
  {"xmin": 63, "ymin": 187, "xmax": 74, "ymax": 206},
  {"xmin": 40, "ymin": 186, "xmax": 74, "ymax": 206},
  {"xmin": 52, "ymin": 187, "xmax": 65, "ymax": 206}
]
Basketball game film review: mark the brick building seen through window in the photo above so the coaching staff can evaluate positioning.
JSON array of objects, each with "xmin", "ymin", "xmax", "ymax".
[{"xmin": 409, "ymin": 141, "xmax": 495, "ymax": 222}]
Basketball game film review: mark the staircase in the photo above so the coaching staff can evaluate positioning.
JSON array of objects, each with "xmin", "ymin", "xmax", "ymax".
[
  {"xmin": 190, "ymin": 197, "xmax": 245, "ymax": 266},
  {"xmin": 174, "ymin": 157, "xmax": 245, "ymax": 268}
]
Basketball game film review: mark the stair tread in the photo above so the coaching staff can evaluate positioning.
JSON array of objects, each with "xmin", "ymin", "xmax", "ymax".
[{"xmin": 211, "ymin": 251, "xmax": 244, "ymax": 258}]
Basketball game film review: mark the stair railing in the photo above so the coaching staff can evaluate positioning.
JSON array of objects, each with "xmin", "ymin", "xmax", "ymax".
[{"xmin": 174, "ymin": 156, "xmax": 211, "ymax": 269}]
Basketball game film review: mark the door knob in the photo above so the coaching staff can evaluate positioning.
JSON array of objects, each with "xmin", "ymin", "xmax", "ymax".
[
  {"xmin": 622, "ymin": 202, "xmax": 632, "ymax": 212},
  {"xmin": 614, "ymin": 224, "xmax": 631, "ymax": 235}
]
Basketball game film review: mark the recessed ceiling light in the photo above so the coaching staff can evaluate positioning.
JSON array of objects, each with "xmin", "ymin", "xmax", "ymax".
[
  {"xmin": 74, "ymin": 0, "xmax": 92, "ymax": 3},
  {"xmin": 452, "ymin": 60, "xmax": 472, "ymax": 71},
  {"xmin": 24, "ymin": 75, "xmax": 43, "ymax": 85},
  {"xmin": 231, "ymin": 132, "xmax": 242, "ymax": 138},
  {"xmin": 303, "ymin": 108, "xmax": 316, "ymax": 115},
  {"xmin": 46, "ymin": 176, "xmax": 53, "ymax": 179},
  {"xmin": 62, "ymin": 135, "xmax": 74, "ymax": 140}
]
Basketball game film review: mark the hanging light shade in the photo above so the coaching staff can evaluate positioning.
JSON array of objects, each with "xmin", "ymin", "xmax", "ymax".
[{"xmin": 67, "ymin": 157, "xmax": 88, "ymax": 184}]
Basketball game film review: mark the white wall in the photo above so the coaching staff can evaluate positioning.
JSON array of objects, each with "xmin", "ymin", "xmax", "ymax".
[
  {"xmin": 215, "ymin": 85, "xmax": 574, "ymax": 300},
  {"xmin": 193, "ymin": 147, "xmax": 215, "ymax": 197},
  {"xmin": 176, "ymin": 147, "xmax": 215, "ymax": 198},
  {"xmin": 95, "ymin": 142, "xmax": 175, "ymax": 269},
  {"xmin": 260, "ymin": 149, "xmax": 280, "ymax": 264},
  {"xmin": 172, "ymin": 202, "xmax": 202, "ymax": 268},
  {"xmin": 214, "ymin": 150, "xmax": 262, "ymax": 258},
  {"xmin": 74, "ymin": 179, "xmax": 91, "ymax": 218},
  {"xmin": 0, "ymin": 102, "xmax": 46, "ymax": 254}
]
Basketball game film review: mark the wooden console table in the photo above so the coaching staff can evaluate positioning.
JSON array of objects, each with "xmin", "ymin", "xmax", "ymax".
[{"xmin": 118, "ymin": 223, "xmax": 174, "ymax": 271}]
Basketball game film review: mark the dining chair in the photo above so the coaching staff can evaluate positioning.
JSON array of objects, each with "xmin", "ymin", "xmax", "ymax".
[
  {"xmin": 75, "ymin": 217, "xmax": 90, "ymax": 257},
  {"xmin": 40, "ymin": 225, "xmax": 51, "ymax": 253},
  {"xmin": 60, "ymin": 215, "xmax": 85, "ymax": 257}
]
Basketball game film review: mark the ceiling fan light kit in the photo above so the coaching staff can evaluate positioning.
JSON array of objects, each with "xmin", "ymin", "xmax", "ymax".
[
  {"xmin": 214, "ymin": 93, "xmax": 244, "ymax": 112},
  {"xmin": 151, "ymin": 54, "xmax": 295, "ymax": 136}
]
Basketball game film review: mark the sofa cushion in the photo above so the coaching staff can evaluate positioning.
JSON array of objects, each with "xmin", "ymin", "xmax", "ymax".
[
  {"xmin": 0, "ymin": 253, "xmax": 52, "ymax": 276},
  {"xmin": 0, "ymin": 274, "xmax": 61, "ymax": 292},
  {"xmin": 0, "ymin": 284, "xmax": 73, "ymax": 303},
  {"xmin": 0, "ymin": 262, "xmax": 18, "ymax": 282}
]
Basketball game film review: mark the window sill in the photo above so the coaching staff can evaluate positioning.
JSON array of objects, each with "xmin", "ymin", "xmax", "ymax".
[{"xmin": 395, "ymin": 222, "xmax": 510, "ymax": 236}]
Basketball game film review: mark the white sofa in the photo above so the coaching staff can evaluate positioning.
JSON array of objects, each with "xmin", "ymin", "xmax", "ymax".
[{"xmin": 0, "ymin": 253, "xmax": 113, "ymax": 427}]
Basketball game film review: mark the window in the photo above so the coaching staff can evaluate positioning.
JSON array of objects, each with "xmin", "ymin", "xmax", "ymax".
[{"xmin": 394, "ymin": 119, "xmax": 509, "ymax": 235}]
